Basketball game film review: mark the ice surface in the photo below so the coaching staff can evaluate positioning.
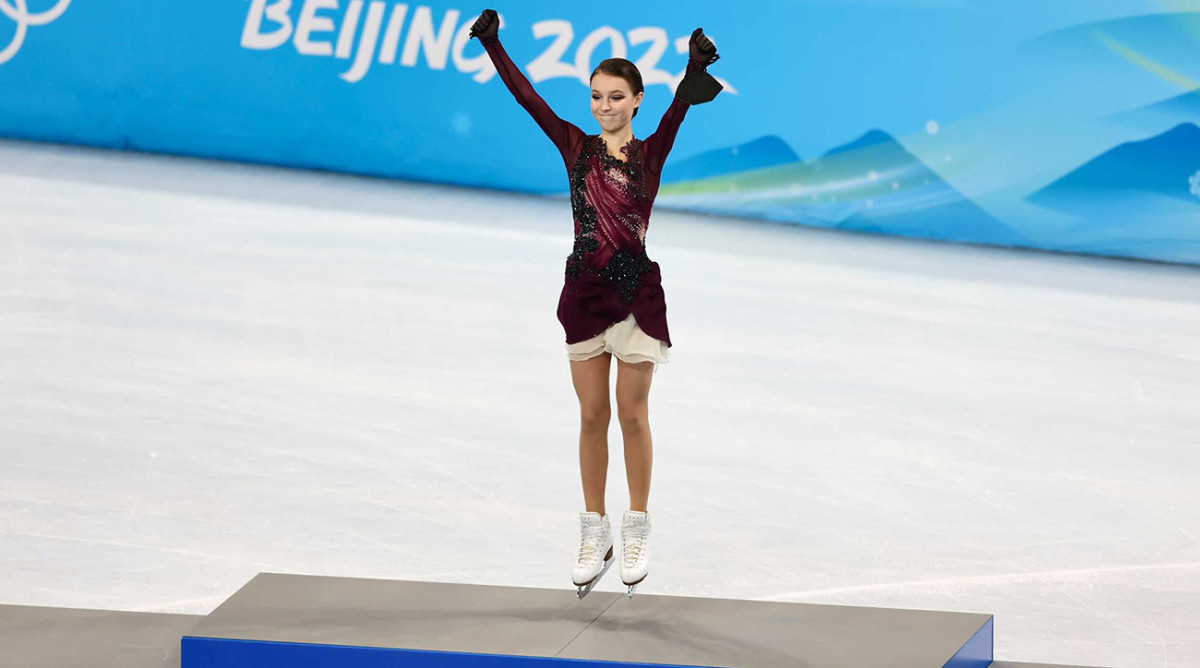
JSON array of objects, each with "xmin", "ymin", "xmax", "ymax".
[{"xmin": 1, "ymin": 138, "xmax": 1197, "ymax": 668}]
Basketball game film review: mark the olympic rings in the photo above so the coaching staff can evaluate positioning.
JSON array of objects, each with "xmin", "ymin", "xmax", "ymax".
[{"xmin": 0, "ymin": 0, "xmax": 72, "ymax": 65}]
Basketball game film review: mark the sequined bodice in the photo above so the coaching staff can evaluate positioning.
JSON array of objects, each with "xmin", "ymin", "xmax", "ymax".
[
  {"xmin": 564, "ymin": 134, "xmax": 657, "ymax": 303},
  {"xmin": 480, "ymin": 33, "xmax": 704, "ymax": 308}
]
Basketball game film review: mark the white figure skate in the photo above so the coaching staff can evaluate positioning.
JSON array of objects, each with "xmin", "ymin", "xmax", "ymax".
[
  {"xmin": 620, "ymin": 510, "xmax": 651, "ymax": 597},
  {"xmin": 572, "ymin": 511, "xmax": 614, "ymax": 599}
]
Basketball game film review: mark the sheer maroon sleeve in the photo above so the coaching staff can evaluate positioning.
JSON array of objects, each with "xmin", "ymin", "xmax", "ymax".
[
  {"xmin": 480, "ymin": 35, "xmax": 583, "ymax": 166},
  {"xmin": 642, "ymin": 58, "xmax": 705, "ymax": 175}
]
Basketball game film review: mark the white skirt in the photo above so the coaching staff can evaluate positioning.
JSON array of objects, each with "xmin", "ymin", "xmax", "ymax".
[{"xmin": 564, "ymin": 313, "xmax": 670, "ymax": 373}]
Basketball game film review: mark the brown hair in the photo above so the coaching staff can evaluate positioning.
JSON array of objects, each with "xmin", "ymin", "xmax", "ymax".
[{"xmin": 590, "ymin": 58, "xmax": 644, "ymax": 118}]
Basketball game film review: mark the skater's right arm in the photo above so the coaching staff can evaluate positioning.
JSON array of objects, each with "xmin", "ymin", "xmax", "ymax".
[{"xmin": 471, "ymin": 9, "xmax": 582, "ymax": 165}]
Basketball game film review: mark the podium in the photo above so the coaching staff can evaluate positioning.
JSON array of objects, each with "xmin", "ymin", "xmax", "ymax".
[
  {"xmin": 0, "ymin": 604, "xmax": 201, "ymax": 667},
  {"xmin": 1, "ymin": 573, "xmax": 1114, "ymax": 667},
  {"xmin": 180, "ymin": 572, "xmax": 993, "ymax": 668}
]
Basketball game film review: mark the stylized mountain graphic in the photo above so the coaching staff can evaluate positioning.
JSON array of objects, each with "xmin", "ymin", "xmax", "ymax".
[
  {"xmin": 819, "ymin": 130, "xmax": 1028, "ymax": 244},
  {"xmin": 662, "ymin": 134, "xmax": 798, "ymax": 183},
  {"xmin": 1028, "ymin": 122, "xmax": 1200, "ymax": 210},
  {"xmin": 822, "ymin": 128, "xmax": 894, "ymax": 157},
  {"xmin": 1104, "ymin": 88, "xmax": 1200, "ymax": 124},
  {"xmin": 660, "ymin": 129, "xmax": 1028, "ymax": 247}
]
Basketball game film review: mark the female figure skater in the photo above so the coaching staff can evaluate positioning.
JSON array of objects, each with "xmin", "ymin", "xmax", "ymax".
[{"xmin": 469, "ymin": 9, "xmax": 721, "ymax": 598}]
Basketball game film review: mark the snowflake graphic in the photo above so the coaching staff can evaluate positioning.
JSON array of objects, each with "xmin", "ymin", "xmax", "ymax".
[{"xmin": 1190, "ymin": 170, "xmax": 1200, "ymax": 199}]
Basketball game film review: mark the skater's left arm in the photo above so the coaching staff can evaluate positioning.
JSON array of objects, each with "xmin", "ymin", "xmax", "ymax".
[{"xmin": 643, "ymin": 28, "xmax": 721, "ymax": 175}]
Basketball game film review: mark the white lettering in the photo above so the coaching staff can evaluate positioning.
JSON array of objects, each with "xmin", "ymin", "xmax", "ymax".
[
  {"xmin": 295, "ymin": 0, "xmax": 337, "ymax": 56},
  {"xmin": 574, "ymin": 26, "xmax": 626, "ymax": 84},
  {"xmin": 235, "ymin": 6, "xmax": 737, "ymax": 92},
  {"xmin": 335, "ymin": 0, "xmax": 362, "ymax": 59},
  {"xmin": 241, "ymin": 0, "xmax": 293, "ymax": 50},
  {"xmin": 377, "ymin": 3, "xmax": 408, "ymax": 65},
  {"xmin": 341, "ymin": 1, "xmax": 387, "ymax": 82},
  {"xmin": 527, "ymin": 20, "xmax": 579, "ymax": 84},
  {"xmin": 400, "ymin": 6, "xmax": 458, "ymax": 70},
  {"xmin": 452, "ymin": 18, "xmax": 492, "ymax": 84},
  {"xmin": 626, "ymin": 27, "xmax": 673, "ymax": 88}
]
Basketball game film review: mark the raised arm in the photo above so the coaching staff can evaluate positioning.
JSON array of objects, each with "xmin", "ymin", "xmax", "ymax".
[
  {"xmin": 479, "ymin": 33, "xmax": 582, "ymax": 165},
  {"xmin": 643, "ymin": 28, "xmax": 722, "ymax": 175},
  {"xmin": 642, "ymin": 57, "xmax": 704, "ymax": 176}
]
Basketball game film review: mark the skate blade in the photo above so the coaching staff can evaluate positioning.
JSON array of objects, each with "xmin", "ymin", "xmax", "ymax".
[
  {"xmin": 623, "ymin": 572, "xmax": 646, "ymax": 598},
  {"xmin": 575, "ymin": 555, "xmax": 614, "ymax": 599}
]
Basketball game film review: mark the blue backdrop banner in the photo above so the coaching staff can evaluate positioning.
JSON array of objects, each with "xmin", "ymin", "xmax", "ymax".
[{"xmin": 3, "ymin": 1, "xmax": 1199, "ymax": 264}]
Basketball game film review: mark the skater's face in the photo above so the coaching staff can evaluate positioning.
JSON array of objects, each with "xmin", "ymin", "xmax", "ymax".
[{"xmin": 591, "ymin": 73, "xmax": 642, "ymax": 132}]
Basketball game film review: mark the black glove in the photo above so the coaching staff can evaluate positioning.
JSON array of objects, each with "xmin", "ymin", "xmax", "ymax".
[
  {"xmin": 688, "ymin": 27, "xmax": 720, "ymax": 68},
  {"xmin": 469, "ymin": 8, "xmax": 498, "ymax": 40},
  {"xmin": 676, "ymin": 29, "xmax": 722, "ymax": 104}
]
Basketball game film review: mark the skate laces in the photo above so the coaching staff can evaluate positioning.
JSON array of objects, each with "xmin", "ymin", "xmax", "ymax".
[
  {"xmin": 578, "ymin": 521, "xmax": 608, "ymax": 564},
  {"xmin": 622, "ymin": 522, "xmax": 648, "ymax": 566}
]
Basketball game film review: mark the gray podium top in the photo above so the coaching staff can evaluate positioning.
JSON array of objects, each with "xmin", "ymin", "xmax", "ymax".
[
  {"xmin": 0, "ymin": 604, "xmax": 203, "ymax": 668},
  {"xmin": 186, "ymin": 572, "xmax": 993, "ymax": 668}
]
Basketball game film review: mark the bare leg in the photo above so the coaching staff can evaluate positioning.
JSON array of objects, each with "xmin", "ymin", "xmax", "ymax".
[
  {"xmin": 615, "ymin": 357, "xmax": 655, "ymax": 513},
  {"xmin": 570, "ymin": 351, "xmax": 612, "ymax": 516}
]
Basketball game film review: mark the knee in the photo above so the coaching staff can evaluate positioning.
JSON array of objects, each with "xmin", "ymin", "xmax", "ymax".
[
  {"xmin": 617, "ymin": 405, "xmax": 647, "ymax": 431},
  {"xmin": 580, "ymin": 405, "xmax": 611, "ymax": 432}
]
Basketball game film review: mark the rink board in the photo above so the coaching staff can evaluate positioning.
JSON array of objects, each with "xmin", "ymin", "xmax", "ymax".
[{"xmin": 180, "ymin": 572, "xmax": 993, "ymax": 668}]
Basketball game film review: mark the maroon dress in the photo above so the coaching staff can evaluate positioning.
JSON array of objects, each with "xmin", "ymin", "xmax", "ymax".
[{"xmin": 480, "ymin": 34, "xmax": 707, "ymax": 348}]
